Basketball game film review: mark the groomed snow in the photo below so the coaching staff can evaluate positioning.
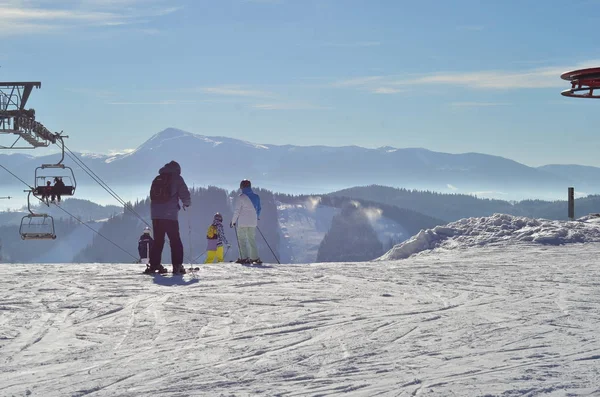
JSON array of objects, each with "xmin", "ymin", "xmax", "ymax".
[
  {"xmin": 2, "ymin": 243, "xmax": 600, "ymax": 396},
  {"xmin": 380, "ymin": 213, "xmax": 600, "ymax": 260}
]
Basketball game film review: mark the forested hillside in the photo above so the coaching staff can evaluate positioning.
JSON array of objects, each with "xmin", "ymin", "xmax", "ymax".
[{"xmin": 330, "ymin": 185, "xmax": 594, "ymax": 221}]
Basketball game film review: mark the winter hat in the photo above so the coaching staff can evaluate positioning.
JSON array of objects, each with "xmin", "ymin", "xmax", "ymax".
[
  {"xmin": 214, "ymin": 213, "xmax": 223, "ymax": 222},
  {"xmin": 143, "ymin": 227, "xmax": 151, "ymax": 234},
  {"xmin": 240, "ymin": 179, "xmax": 251, "ymax": 189}
]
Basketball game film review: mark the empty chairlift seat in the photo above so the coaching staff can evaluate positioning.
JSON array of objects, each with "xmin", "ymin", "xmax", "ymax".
[{"xmin": 19, "ymin": 214, "xmax": 56, "ymax": 240}]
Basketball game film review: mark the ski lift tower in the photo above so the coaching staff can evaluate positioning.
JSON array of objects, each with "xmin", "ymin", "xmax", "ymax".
[
  {"xmin": 0, "ymin": 81, "xmax": 59, "ymax": 148},
  {"xmin": 560, "ymin": 67, "xmax": 600, "ymax": 219},
  {"xmin": 0, "ymin": 81, "xmax": 66, "ymax": 239}
]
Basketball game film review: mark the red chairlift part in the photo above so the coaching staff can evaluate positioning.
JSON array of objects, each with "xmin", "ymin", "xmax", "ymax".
[
  {"xmin": 561, "ymin": 67, "xmax": 600, "ymax": 98},
  {"xmin": 560, "ymin": 67, "xmax": 600, "ymax": 81}
]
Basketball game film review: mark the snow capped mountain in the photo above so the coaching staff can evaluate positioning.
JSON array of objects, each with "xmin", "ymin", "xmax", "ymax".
[
  {"xmin": 3, "ymin": 128, "xmax": 600, "ymax": 200},
  {"xmin": 96, "ymin": 128, "xmax": 575, "ymax": 197}
]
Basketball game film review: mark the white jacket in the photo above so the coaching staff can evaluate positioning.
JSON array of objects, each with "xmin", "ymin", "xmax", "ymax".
[{"xmin": 232, "ymin": 194, "xmax": 258, "ymax": 227}]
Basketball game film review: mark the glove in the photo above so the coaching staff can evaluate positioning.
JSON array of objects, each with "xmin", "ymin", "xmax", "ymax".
[
  {"xmin": 183, "ymin": 204, "xmax": 190, "ymax": 209},
  {"xmin": 230, "ymin": 222, "xmax": 235, "ymax": 228}
]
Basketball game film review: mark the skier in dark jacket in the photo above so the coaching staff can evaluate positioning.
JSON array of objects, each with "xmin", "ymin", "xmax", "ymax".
[
  {"xmin": 146, "ymin": 161, "xmax": 191, "ymax": 275},
  {"xmin": 138, "ymin": 227, "xmax": 154, "ymax": 266},
  {"xmin": 52, "ymin": 177, "xmax": 66, "ymax": 203}
]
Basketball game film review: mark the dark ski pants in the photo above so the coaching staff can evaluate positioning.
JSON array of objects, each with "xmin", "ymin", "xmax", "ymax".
[{"xmin": 150, "ymin": 219, "xmax": 184, "ymax": 270}]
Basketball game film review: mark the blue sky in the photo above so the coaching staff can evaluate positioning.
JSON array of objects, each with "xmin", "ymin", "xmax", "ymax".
[{"xmin": 2, "ymin": 0, "xmax": 600, "ymax": 166}]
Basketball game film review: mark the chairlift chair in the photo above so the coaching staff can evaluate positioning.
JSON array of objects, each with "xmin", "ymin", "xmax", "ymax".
[
  {"xmin": 33, "ymin": 166, "xmax": 76, "ymax": 198},
  {"xmin": 31, "ymin": 135, "xmax": 76, "ymax": 200},
  {"xmin": 19, "ymin": 213, "xmax": 56, "ymax": 240},
  {"xmin": 19, "ymin": 191, "xmax": 56, "ymax": 240}
]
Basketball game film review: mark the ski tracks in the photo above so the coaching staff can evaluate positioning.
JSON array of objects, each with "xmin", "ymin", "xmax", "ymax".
[{"xmin": 1, "ymin": 247, "xmax": 600, "ymax": 396}]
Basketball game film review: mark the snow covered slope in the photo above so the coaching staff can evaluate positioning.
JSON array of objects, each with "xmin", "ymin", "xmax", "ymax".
[
  {"xmin": 380, "ymin": 213, "xmax": 600, "ymax": 260},
  {"xmin": 2, "ymin": 241, "xmax": 600, "ymax": 396}
]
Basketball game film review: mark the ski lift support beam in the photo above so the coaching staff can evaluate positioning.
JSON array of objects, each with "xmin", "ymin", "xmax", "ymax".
[
  {"xmin": 0, "ymin": 81, "xmax": 58, "ymax": 149},
  {"xmin": 0, "ymin": 82, "xmax": 41, "ymax": 110}
]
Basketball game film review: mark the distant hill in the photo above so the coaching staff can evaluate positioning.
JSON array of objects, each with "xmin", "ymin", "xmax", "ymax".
[
  {"xmin": 329, "ymin": 185, "xmax": 600, "ymax": 222},
  {"xmin": 2, "ymin": 127, "xmax": 596, "ymax": 201},
  {"xmin": 276, "ymin": 193, "xmax": 445, "ymax": 238},
  {"xmin": 538, "ymin": 164, "xmax": 600, "ymax": 192},
  {"xmin": 0, "ymin": 198, "xmax": 122, "ymax": 226},
  {"xmin": 317, "ymin": 202, "xmax": 384, "ymax": 262}
]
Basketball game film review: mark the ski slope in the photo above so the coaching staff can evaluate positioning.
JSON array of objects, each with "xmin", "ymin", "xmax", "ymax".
[{"xmin": 2, "ymin": 242, "xmax": 600, "ymax": 396}]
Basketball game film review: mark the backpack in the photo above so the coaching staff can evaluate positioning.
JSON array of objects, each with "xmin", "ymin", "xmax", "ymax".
[
  {"xmin": 207, "ymin": 224, "xmax": 218, "ymax": 239},
  {"xmin": 150, "ymin": 174, "xmax": 172, "ymax": 203}
]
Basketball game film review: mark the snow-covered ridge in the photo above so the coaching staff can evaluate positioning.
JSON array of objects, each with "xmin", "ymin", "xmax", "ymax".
[
  {"xmin": 80, "ymin": 153, "xmax": 110, "ymax": 160},
  {"xmin": 380, "ymin": 213, "xmax": 600, "ymax": 260}
]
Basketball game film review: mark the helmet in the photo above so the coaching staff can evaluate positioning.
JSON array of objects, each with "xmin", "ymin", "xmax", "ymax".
[
  {"xmin": 213, "ymin": 212, "xmax": 223, "ymax": 222},
  {"xmin": 240, "ymin": 179, "xmax": 251, "ymax": 189},
  {"xmin": 143, "ymin": 227, "xmax": 151, "ymax": 234}
]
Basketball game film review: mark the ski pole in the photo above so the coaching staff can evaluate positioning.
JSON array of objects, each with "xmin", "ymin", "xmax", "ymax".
[
  {"xmin": 234, "ymin": 224, "xmax": 242, "ymax": 260},
  {"xmin": 187, "ymin": 207, "xmax": 193, "ymax": 263},
  {"xmin": 257, "ymin": 226, "xmax": 280, "ymax": 264},
  {"xmin": 193, "ymin": 250, "xmax": 207, "ymax": 263}
]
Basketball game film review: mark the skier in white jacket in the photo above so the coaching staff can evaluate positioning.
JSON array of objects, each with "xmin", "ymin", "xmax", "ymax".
[{"xmin": 230, "ymin": 179, "xmax": 262, "ymax": 264}]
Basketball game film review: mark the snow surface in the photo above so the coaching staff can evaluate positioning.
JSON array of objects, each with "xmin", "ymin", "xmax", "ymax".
[
  {"xmin": 380, "ymin": 213, "xmax": 600, "ymax": 261},
  {"xmin": 2, "ymin": 241, "xmax": 600, "ymax": 396}
]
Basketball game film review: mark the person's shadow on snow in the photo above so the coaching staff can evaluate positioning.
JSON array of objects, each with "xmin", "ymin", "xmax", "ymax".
[{"xmin": 151, "ymin": 275, "xmax": 200, "ymax": 286}]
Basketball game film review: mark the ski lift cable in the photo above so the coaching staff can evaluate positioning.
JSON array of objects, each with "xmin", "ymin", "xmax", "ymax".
[
  {"xmin": 0, "ymin": 163, "xmax": 34, "ymax": 190},
  {"xmin": 62, "ymin": 144, "xmax": 128, "ymax": 206},
  {"xmin": 51, "ymin": 203, "xmax": 139, "ymax": 261},
  {"xmin": 0, "ymin": 162, "xmax": 138, "ymax": 259},
  {"xmin": 63, "ymin": 150, "xmax": 130, "ymax": 210},
  {"xmin": 62, "ymin": 146, "xmax": 135, "ymax": 208},
  {"xmin": 62, "ymin": 143, "xmax": 208, "ymax": 245},
  {"xmin": 62, "ymin": 145, "xmax": 151, "ymax": 227}
]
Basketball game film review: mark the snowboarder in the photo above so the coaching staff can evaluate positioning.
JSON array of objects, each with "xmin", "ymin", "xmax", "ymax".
[
  {"xmin": 205, "ymin": 212, "xmax": 230, "ymax": 263},
  {"xmin": 146, "ymin": 160, "xmax": 191, "ymax": 275},
  {"xmin": 138, "ymin": 227, "xmax": 154, "ymax": 266},
  {"xmin": 230, "ymin": 179, "xmax": 262, "ymax": 264}
]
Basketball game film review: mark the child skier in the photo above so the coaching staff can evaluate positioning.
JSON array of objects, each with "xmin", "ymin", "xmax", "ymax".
[
  {"xmin": 138, "ymin": 227, "xmax": 154, "ymax": 266},
  {"xmin": 205, "ymin": 213, "xmax": 230, "ymax": 263}
]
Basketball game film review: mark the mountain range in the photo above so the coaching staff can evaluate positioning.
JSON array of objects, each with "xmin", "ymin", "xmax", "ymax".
[{"xmin": 0, "ymin": 128, "xmax": 598, "ymax": 201}]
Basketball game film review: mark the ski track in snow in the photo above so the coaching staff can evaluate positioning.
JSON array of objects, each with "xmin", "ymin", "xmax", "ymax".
[{"xmin": 1, "ymin": 244, "xmax": 600, "ymax": 396}]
